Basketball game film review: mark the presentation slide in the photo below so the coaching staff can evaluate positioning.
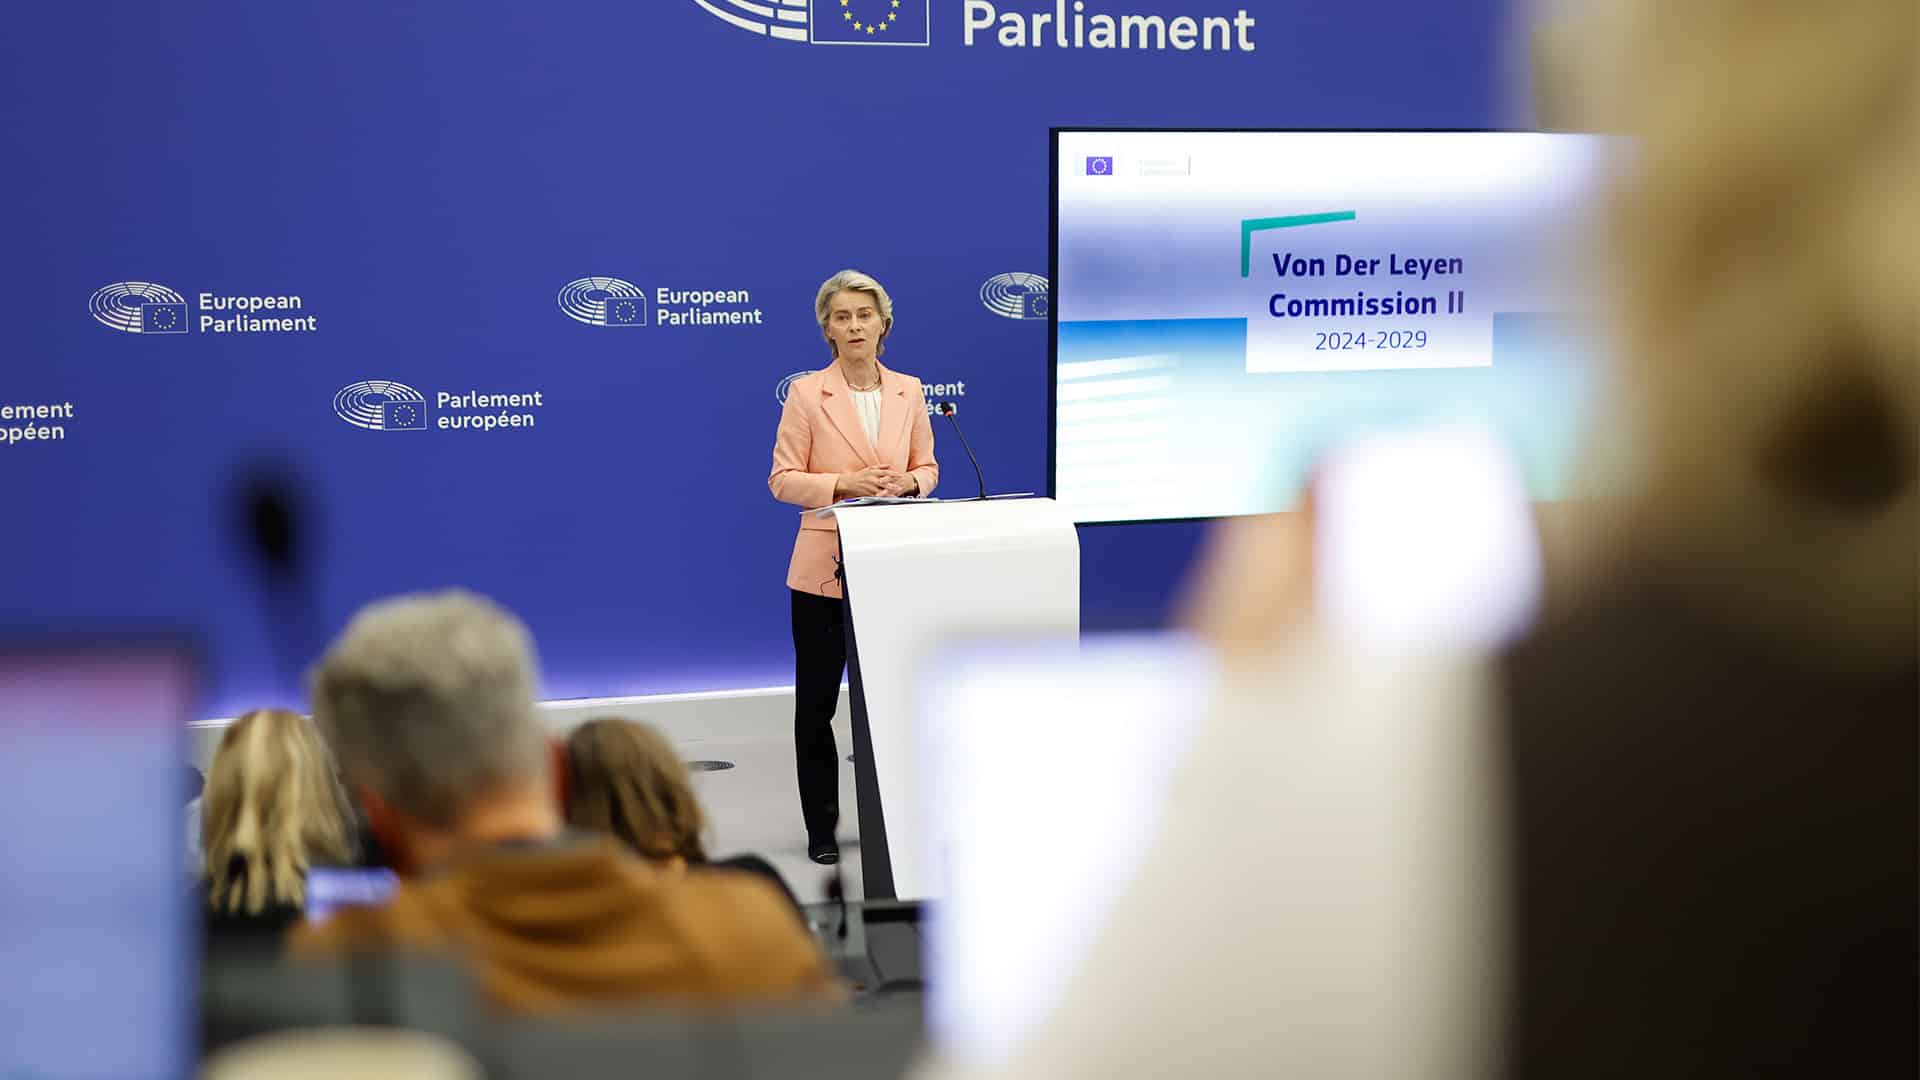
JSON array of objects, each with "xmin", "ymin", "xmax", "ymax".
[{"xmin": 1052, "ymin": 130, "xmax": 1621, "ymax": 524}]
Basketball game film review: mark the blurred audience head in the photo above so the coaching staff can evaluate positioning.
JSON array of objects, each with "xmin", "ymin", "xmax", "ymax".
[
  {"xmin": 309, "ymin": 590, "xmax": 551, "ymax": 870},
  {"xmin": 202, "ymin": 708, "xmax": 354, "ymax": 915},
  {"xmin": 203, "ymin": 1029, "xmax": 482, "ymax": 1080},
  {"xmin": 565, "ymin": 717, "xmax": 708, "ymax": 867},
  {"xmin": 1574, "ymin": 0, "xmax": 1916, "ymax": 664}
]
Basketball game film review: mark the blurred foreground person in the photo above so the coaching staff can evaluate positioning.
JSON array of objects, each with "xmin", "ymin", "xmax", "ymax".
[
  {"xmin": 1500, "ymin": 0, "xmax": 1915, "ymax": 1073},
  {"xmin": 918, "ymin": 1, "xmax": 1914, "ymax": 1076},
  {"xmin": 199, "ymin": 709, "xmax": 356, "ymax": 945},
  {"xmin": 292, "ymin": 591, "xmax": 840, "ymax": 1012},
  {"xmin": 565, "ymin": 717, "xmax": 802, "ymax": 912},
  {"xmin": 202, "ymin": 1029, "xmax": 480, "ymax": 1080}
]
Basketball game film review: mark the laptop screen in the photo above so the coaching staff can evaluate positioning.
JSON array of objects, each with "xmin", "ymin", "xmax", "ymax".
[
  {"xmin": 0, "ymin": 645, "xmax": 199, "ymax": 1080},
  {"xmin": 918, "ymin": 633, "xmax": 1213, "ymax": 1066}
]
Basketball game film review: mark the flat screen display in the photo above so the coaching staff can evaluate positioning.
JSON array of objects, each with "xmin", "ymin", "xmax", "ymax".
[
  {"xmin": 1051, "ymin": 129, "xmax": 1621, "ymax": 524},
  {"xmin": 0, "ymin": 646, "xmax": 199, "ymax": 1080}
]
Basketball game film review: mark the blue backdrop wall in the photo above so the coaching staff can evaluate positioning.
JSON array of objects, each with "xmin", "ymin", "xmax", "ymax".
[{"xmin": 2, "ymin": 1, "xmax": 1508, "ymax": 717}]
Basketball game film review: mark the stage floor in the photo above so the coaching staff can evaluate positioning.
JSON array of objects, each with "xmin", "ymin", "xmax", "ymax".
[{"xmin": 684, "ymin": 717, "xmax": 866, "ymax": 904}]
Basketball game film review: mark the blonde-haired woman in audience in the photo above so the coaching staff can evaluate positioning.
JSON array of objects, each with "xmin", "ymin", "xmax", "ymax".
[
  {"xmin": 199, "ymin": 708, "xmax": 356, "ymax": 941},
  {"xmin": 565, "ymin": 717, "xmax": 801, "ymax": 913}
]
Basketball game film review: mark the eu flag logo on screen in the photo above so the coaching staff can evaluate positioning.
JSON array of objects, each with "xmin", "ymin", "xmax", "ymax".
[
  {"xmin": 604, "ymin": 296, "xmax": 646, "ymax": 326},
  {"xmin": 140, "ymin": 302, "xmax": 189, "ymax": 334},
  {"xmin": 383, "ymin": 400, "xmax": 427, "ymax": 430},
  {"xmin": 811, "ymin": 0, "xmax": 929, "ymax": 45}
]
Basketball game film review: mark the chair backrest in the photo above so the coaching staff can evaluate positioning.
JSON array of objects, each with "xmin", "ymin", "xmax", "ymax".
[{"xmin": 489, "ymin": 998, "xmax": 926, "ymax": 1080}]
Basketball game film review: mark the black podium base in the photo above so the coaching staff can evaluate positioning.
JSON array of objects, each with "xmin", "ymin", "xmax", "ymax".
[{"xmin": 838, "ymin": 535, "xmax": 898, "ymax": 902}]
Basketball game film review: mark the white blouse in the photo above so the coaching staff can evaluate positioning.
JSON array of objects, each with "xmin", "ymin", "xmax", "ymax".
[{"xmin": 851, "ymin": 387, "xmax": 883, "ymax": 449}]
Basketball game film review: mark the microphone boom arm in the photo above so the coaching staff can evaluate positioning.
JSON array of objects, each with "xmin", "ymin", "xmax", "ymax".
[{"xmin": 936, "ymin": 402, "xmax": 988, "ymax": 501}]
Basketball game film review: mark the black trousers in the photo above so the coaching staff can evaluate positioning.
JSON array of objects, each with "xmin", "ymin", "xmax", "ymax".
[{"xmin": 790, "ymin": 588, "xmax": 846, "ymax": 844}]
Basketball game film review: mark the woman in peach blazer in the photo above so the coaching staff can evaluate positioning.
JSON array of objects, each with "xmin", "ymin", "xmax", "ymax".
[{"xmin": 768, "ymin": 269, "xmax": 938, "ymax": 863}]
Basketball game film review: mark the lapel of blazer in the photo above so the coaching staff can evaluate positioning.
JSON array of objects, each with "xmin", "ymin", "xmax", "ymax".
[
  {"xmin": 877, "ymin": 365, "xmax": 914, "ymax": 463},
  {"xmin": 819, "ymin": 362, "xmax": 879, "ymax": 468}
]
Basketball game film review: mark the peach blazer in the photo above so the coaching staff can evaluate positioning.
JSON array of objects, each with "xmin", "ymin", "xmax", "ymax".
[{"xmin": 769, "ymin": 362, "xmax": 939, "ymax": 597}]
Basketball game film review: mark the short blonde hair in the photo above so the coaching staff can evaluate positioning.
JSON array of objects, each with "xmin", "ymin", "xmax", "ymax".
[
  {"xmin": 814, "ymin": 269, "xmax": 894, "ymax": 358},
  {"xmin": 203, "ymin": 709, "xmax": 355, "ymax": 915}
]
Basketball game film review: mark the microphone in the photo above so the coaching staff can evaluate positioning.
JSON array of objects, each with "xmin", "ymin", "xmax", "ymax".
[
  {"xmin": 238, "ymin": 470, "xmax": 303, "ymax": 581},
  {"xmin": 935, "ymin": 401, "xmax": 987, "ymax": 500},
  {"xmin": 232, "ymin": 461, "xmax": 323, "ymax": 693}
]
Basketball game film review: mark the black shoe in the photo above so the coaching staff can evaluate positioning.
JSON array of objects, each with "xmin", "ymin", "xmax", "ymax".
[{"xmin": 808, "ymin": 839, "xmax": 840, "ymax": 865}]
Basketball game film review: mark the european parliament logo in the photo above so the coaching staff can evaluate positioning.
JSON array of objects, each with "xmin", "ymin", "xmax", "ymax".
[
  {"xmin": 979, "ymin": 272, "xmax": 1050, "ymax": 320},
  {"xmin": 558, "ymin": 276, "xmax": 647, "ymax": 327},
  {"xmin": 334, "ymin": 380, "xmax": 428, "ymax": 431},
  {"xmin": 775, "ymin": 369, "xmax": 813, "ymax": 406},
  {"xmin": 692, "ymin": 0, "xmax": 930, "ymax": 46},
  {"xmin": 89, "ymin": 282, "xmax": 189, "ymax": 334}
]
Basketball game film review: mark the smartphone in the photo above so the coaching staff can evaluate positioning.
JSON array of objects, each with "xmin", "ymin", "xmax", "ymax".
[
  {"xmin": 304, "ymin": 866, "xmax": 399, "ymax": 924},
  {"xmin": 1312, "ymin": 426, "xmax": 1543, "ymax": 649}
]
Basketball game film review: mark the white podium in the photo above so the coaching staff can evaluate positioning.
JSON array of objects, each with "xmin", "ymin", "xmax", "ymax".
[{"xmin": 828, "ymin": 497, "xmax": 1080, "ymax": 900}]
